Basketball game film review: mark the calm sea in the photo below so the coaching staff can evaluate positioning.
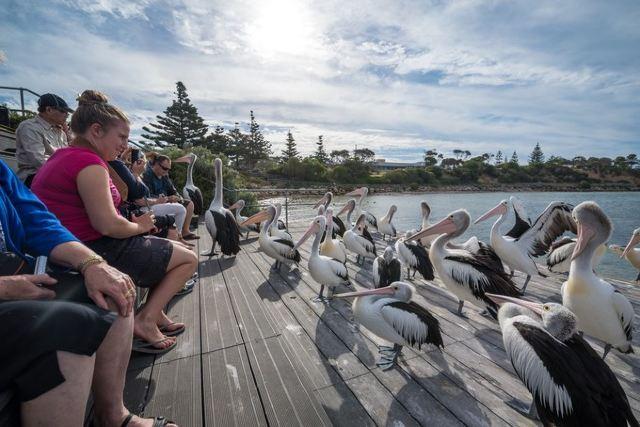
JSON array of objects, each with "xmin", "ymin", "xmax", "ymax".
[{"xmin": 264, "ymin": 191, "xmax": 640, "ymax": 282}]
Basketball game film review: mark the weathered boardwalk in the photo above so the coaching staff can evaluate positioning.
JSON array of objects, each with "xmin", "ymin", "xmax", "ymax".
[{"xmin": 124, "ymin": 220, "xmax": 640, "ymax": 426}]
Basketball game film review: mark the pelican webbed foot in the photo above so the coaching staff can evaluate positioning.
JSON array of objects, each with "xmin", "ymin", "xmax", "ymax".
[
  {"xmin": 376, "ymin": 344, "xmax": 402, "ymax": 371},
  {"xmin": 454, "ymin": 300, "xmax": 467, "ymax": 317},
  {"xmin": 602, "ymin": 344, "xmax": 612, "ymax": 360}
]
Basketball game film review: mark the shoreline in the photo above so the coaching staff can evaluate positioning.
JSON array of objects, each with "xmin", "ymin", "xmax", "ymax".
[{"xmin": 251, "ymin": 182, "xmax": 640, "ymax": 198}]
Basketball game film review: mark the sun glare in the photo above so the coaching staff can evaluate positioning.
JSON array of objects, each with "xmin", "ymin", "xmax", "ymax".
[{"xmin": 246, "ymin": 0, "xmax": 315, "ymax": 58}]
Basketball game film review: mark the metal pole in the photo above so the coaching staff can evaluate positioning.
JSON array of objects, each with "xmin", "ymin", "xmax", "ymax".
[
  {"xmin": 285, "ymin": 190, "xmax": 289, "ymax": 229},
  {"xmin": 20, "ymin": 89, "xmax": 25, "ymax": 116}
]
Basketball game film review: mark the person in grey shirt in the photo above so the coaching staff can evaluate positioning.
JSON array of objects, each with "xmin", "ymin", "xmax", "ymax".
[{"xmin": 15, "ymin": 93, "xmax": 73, "ymax": 186}]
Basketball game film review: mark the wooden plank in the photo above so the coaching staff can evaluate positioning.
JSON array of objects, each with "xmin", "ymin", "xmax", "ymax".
[
  {"xmin": 143, "ymin": 355, "xmax": 203, "ymax": 426},
  {"xmin": 200, "ymin": 256, "xmax": 244, "ymax": 353},
  {"xmin": 314, "ymin": 381, "xmax": 376, "ymax": 427},
  {"xmin": 202, "ymin": 345, "xmax": 267, "ymax": 426},
  {"xmin": 123, "ymin": 366, "xmax": 153, "ymax": 415},
  {"xmin": 245, "ymin": 335, "xmax": 331, "ymax": 426}
]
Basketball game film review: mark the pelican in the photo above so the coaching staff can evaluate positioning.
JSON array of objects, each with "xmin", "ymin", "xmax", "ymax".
[
  {"xmin": 336, "ymin": 199, "xmax": 357, "ymax": 227},
  {"xmin": 395, "ymin": 231, "xmax": 434, "ymax": 281},
  {"xmin": 269, "ymin": 203, "xmax": 292, "ymax": 243},
  {"xmin": 475, "ymin": 197, "xmax": 576, "ymax": 294},
  {"xmin": 313, "ymin": 191, "xmax": 346, "ymax": 237},
  {"xmin": 202, "ymin": 158, "xmax": 240, "ymax": 257},
  {"xmin": 408, "ymin": 201, "xmax": 435, "ymax": 247},
  {"xmin": 174, "ymin": 152, "xmax": 204, "ymax": 215},
  {"xmin": 336, "ymin": 282, "xmax": 443, "ymax": 370},
  {"xmin": 610, "ymin": 228, "xmax": 640, "ymax": 282},
  {"xmin": 561, "ymin": 201, "xmax": 634, "ymax": 359},
  {"xmin": 343, "ymin": 214, "xmax": 377, "ymax": 265},
  {"xmin": 447, "ymin": 236, "xmax": 505, "ymax": 273},
  {"xmin": 228, "ymin": 199, "xmax": 259, "ymax": 240},
  {"xmin": 320, "ymin": 208, "xmax": 347, "ymax": 264},
  {"xmin": 345, "ymin": 187, "xmax": 377, "ymax": 229},
  {"xmin": 547, "ymin": 237, "xmax": 606, "ymax": 274},
  {"xmin": 409, "ymin": 209, "xmax": 520, "ymax": 317},
  {"xmin": 242, "ymin": 204, "xmax": 300, "ymax": 270},
  {"xmin": 486, "ymin": 293, "xmax": 639, "ymax": 426},
  {"xmin": 373, "ymin": 247, "xmax": 401, "ymax": 288},
  {"xmin": 504, "ymin": 196, "xmax": 532, "ymax": 239},
  {"xmin": 294, "ymin": 215, "xmax": 349, "ymax": 302},
  {"xmin": 377, "ymin": 205, "xmax": 397, "ymax": 241}
]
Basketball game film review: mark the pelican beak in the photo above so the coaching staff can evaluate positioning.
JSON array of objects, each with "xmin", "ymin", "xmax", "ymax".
[
  {"xmin": 571, "ymin": 222, "xmax": 595, "ymax": 261},
  {"xmin": 474, "ymin": 203, "xmax": 506, "ymax": 224},
  {"xmin": 228, "ymin": 201, "xmax": 242, "ymax": 211},
  {"xmin": 241, "ymin": 209, "xmax": 269, "ymax": 226},
  {"xmin": 174, "ymin": 155, "xmax": 191, "ymax": 163},
  {"xmin": 294, "ymin": 222, "xmax": 320, "ymax": 250},
  {"xmin": 335, "ymin": 286, "xmax": 396, "ymax": 298},
  {"xmin": 313, "ymin": 195, "xmax": 328, "ymax": 209},
  {"xmin": 337, "ymin": 202, "xmax": 351, "ymax": 217},
  {"xmin": 346, "ymin": 187, "xmax": 364, "ymax": 197},
  {"xmin": 408, "ymin": 216, "xmax": 457, "ymax": 241},
  {"xmin": 621, "ymin": 234, "xmax": 640, "ymax": 259},
  {"xmin": 485, "ymin": 293, "xmax": 544, "ymax": 315}
]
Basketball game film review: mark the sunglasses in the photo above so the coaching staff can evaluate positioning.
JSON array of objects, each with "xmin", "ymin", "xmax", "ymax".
[{"xmin": 160, "ymin": 164, "xmax": 171, "ymax": 171}]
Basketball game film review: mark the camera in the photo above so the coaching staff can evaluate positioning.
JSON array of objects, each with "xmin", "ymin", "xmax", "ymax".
[{"xmin": 153, "ymin": 214, "xmax": 176, "ymax": 229}]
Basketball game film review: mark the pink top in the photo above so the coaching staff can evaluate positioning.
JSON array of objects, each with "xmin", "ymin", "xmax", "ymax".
[{"xmin": 31, "ymin": 146, "xmax": 122, "ymax": 242}]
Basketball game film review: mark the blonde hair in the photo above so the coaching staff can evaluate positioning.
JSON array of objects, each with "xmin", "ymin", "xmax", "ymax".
[{"xmin": 70, "ymin": 90, "xmax": 129, "ymax": 135}]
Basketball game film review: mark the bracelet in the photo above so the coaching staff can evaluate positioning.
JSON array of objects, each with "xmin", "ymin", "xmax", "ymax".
[{"xmin": 76, "ymin": 255, "xmax": 106, "ymax": 274}]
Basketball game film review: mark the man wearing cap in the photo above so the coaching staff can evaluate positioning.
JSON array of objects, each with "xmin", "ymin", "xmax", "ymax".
[{"xmin": 15, "ymin": 93, "xmax": 73, "ymax": 187}]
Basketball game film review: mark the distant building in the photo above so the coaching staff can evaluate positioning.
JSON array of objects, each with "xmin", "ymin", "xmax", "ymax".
[{"xmin": 372, "ymin": 158, "xmax": 425, "ymax": 171}]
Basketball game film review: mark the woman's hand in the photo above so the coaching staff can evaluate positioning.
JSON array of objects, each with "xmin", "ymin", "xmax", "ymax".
[
  {"xmin": 83, "ymin": 263, "xmax": 135, "ymax": 316},
  {"xmin": 0, "ymin": 274, "xmax": 57, "ymax": 300},
  {"xmin": 131, "ymin": 211, "xmax": 156, "ymax": 233},
  {"xmin": 155, "ymin": 195, "xmax": 168, "ymax": 205},
  {"xmin": 131, "ymin": 159, "xmax": 146, "ymax": 175}
]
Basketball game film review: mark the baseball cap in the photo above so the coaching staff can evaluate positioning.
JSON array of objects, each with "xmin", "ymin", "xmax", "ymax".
[{"xmin": 38, "ymin": 93, "xmax": 74, "ymax": 113}]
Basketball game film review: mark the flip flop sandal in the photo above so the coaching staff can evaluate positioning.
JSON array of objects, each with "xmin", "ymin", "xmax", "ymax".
[
  {"xmin": 121, "ymin": 414, "xmax": 175, "ymax": 427},
  {"xmin": 183, "ymin": 233, "xmax": 200, "ymax": 240},
  {"xmin": 131, "ymin": 337, "xmax": 176, "ymax": 354},
  {"xmin": 174, "ymin": 281, "xmax": 195, "ymax": 296},
  {"xmin": 159, "ymin": 322, "xmax": 185, "ymax": 337}
]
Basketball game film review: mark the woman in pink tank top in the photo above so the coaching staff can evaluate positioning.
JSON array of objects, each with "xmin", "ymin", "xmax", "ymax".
[{"xmin": 32, "ymin": 90, "xmax": 197, "ymax": 354}]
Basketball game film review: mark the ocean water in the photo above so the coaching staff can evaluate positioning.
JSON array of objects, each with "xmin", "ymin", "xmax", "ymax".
[{"xmin": 264, "ymin": 191, "xmax": 640, "ymax": 282}]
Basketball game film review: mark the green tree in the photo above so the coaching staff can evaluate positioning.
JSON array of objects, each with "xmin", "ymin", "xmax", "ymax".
[
  {"xmin": 353, "ymin": 148, "xmax": 375, "ymax": 163},
  {"xmin": 245, "ymin": 110, "xmax": 271, "ymax": 168},
  {"xmin": 528, "ymin": 143, "xmax": 545, "ymax": 166},
  {"xmin": 510, "ymin": 151, "xmax": 519, "ymax": 164},
  {"xmin": 330, "ymin": 149, "xmax": 350, "ymax": 164},
  {"xmin": 281, "ymin": 130, "xmax": 300, "ymax": 163},
  {"xmin": 423, "ymin": 149, "xmax": 439, "ymax": 167},
  {"xmin": 314, "ymin": 135, "xmax": 329, "ymax": 164},
  {"xmin": 226, "ymin": 123, "xmax": 247, "ymax": 169},
  {"xmin": 495, "ymin": 150, "xmax": 503, "ymax": 165},
  {"xmin": 203, "ymin": 125, "xmax": 229, "ymax": 155},
  {"xmin": 142, "ymin": 81, "xmax": 208, "ymax": 148}
]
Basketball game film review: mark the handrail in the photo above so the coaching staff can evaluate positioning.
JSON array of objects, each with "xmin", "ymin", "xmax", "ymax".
[{"xmin": 0, "ymin": 86, "xmax": 41, "ymax": 116}]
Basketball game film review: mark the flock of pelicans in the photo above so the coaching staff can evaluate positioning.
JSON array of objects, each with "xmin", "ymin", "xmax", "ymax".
[{"xmin": 178, "ymin": 155, "xmax": 640, "ymax": 426}]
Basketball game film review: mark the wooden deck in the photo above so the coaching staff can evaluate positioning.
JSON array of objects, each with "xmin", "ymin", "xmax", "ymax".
[{"xmin": 124, "ymin": 221, "xmax": 640, "ymax": 426}]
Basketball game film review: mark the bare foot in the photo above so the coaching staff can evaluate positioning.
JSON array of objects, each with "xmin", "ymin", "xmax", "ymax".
[
  {"xmin": 134, "ymin": 314, "xmax": 175, "ymax": 349},
  {"xmin": 158, "ymin": 312, "xmax": 185, "ymax": 332}
]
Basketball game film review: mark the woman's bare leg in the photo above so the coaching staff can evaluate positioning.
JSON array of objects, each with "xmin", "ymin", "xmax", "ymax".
[
  {"xmin": 181, "ymin": 201, "xmax": 194, "ymax": 236},
  {"xmin": 21, "ymin": 351, "xmax": 95, "ymax": 426},
  {"xmin": 134, "ymin": 242, "xmax": 197, "ymax": 345}
]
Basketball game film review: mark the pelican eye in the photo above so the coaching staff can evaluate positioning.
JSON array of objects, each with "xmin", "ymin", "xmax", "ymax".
[
  {"xmin": 449, "ymin": 215, "xmax": 453, "ymax": 219},
  {"xmin": 543, "ymin": 305, "xmax": 550, "ymax": 311}
]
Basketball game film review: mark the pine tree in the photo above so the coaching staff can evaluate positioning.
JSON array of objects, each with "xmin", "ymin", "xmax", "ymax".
[
  {"xmin": 245, "ymin": 110, "xmax": 271, "ymax": 168},
  {"xmin": 495, "ymin": 150, "xmax": 503, "ymax": 165},
  {"xmin": 141, "ymin": 81, "xmax": 208, "ymax": 148},
  {"xmin": 314, "ymin": 135, "xmax": 329, "ymax": 164},
  {"xmin": 281, "ymin": 130, "xmax": 300, "ymax": 162},
  {"xmin": 510, "ymin": 151, "xmax": 519, "ymax": 164},
  {"xmin": 528, "ymin": 142, "xmax": 545, "ymax": 166},
  {"xmin": 227, "ymin": 123, "xmax": 247, "ymax": 169}
]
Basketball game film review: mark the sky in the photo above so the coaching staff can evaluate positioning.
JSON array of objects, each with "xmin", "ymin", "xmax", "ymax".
[{"xmin": 1, "ymin": 0, "xmax": 639, "ymax": 162}]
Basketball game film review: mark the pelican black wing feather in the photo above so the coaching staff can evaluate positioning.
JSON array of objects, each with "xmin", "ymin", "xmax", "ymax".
[
  {"xmin": 405, "ymin": 242, "xmax": 434, "ymax": 280},
  {"xmin": 476, "ymin": 241, "xmax": 504, "ymax": 273},
  {"xmin": 387, "ymin": 301, "xmax": 443, "ymax": 349},
  {"xmin": 187, "ymin": 187, "xmax": 205, "ymax": 216},
  {"xmin": 514, "ymin": 323, "xmax": 638, "ymax": 427},
  {"xmin": 362, "ymin": 227, "xmax": 377, "ymax": 256},
  {"xmin": 332, "ymin": 216, "xmax": 346, "ymax": 237},
  {"xmin": 274, "ymin": 238, "xmax": 301, "ymax": 263},
  {"xmin": 211, "ymin": 210, "xmax": 240, "ymax": 255},
  {"xmin": 446, "ymin": 254, "xmax": 519, "ymax": 315},
  {"xmin": 388, "ymin": 258, "xmax": 402, "ymax": 284},
  {"xmin": 517, "ymin": 202, "xmax": 577, "ymax": 257},
  {"xmin": 505, "ymin": 208, "xmax": 531, "ymax": 239}
]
